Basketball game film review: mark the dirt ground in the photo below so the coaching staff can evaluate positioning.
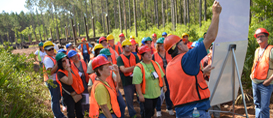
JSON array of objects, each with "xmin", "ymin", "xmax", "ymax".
[{"xmin": 12, "ymin": 47, "xmax": 273, "ymax": 118}]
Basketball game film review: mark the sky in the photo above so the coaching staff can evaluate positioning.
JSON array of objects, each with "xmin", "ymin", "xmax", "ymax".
[{"xmin": 0, "ymin": 0, "xmax": 29, "ymax": 14}]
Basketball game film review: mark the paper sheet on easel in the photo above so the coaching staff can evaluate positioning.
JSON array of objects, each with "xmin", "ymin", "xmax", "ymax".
[{"xmin": 208, "ymin": 0, "xmax": 250, "ymax": 106}]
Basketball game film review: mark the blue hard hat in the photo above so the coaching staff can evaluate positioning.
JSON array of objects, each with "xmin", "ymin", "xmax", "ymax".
[
  {"xmin": 67, "ymin": 50, "xmax": 77, "ymax": 58},
  {"xmin": 97, "ymin": 54, "xmax": 108, "ymax": 60},
  {"xmin": 58, "ymin": 49, "xmax": 67, "ymax": 53},
  {"xmin": 66, "ymin": 43, "xmax": 72, "ymax": 49},
  {"xmin": 162, "ymin": 32, "xmax": 167, "ymax": 36},
  {"xmin": 141, "ymin": 37, "xmax": 146, "ymax": 45},
  {"xmin": 191, "ymin": 41, "xmax": 200, "ymax": 47}
]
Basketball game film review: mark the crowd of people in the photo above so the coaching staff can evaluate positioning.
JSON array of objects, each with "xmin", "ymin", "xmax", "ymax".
[{"xmin": 33, "ymin": 1, "xmax": 273, "ymax": 118}]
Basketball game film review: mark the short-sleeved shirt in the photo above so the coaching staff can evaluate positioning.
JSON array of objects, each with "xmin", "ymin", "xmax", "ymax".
[
  {"xmin": 88, "ymin": 72, "xmax": 117, "ymax": 87},
  {"xmin": 78, "ymin": 43, "xmax": 93, "ymax": 53},
  {"xmin": 132, "ymin": 61, "xmax": 164, "ymax": 99},
  {"xmin": 117, "ymin": 54, "xmax": 140, "ymax": 87},
  {"xmin": 43, "ymin": 56, "xmax": 57, "ymax": 81},
  {"xmin": 34, "ymin": 50, "xmax": 46, "ymax": 61},
  {"xmin": 53, "ymin": 43, "xmax": 59, "ymax": 52},
  {"xmin": 87, "ymin": 60, "xmax": 94, "ymax": 74},
  {"xmin": 57, "ymin": 70, "xmax": 75, "ymax": 93},
  {"xmin": 94, "ymin": 81, "xmax": 112, "ymax": 112},
  {"xmin": 175, "ymin": 42, "xmax": 210, "ymax": 117}
]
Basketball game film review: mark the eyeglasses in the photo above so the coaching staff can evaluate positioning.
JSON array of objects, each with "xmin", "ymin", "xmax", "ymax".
[
  {"xmin": 46, "ymin": 48, "xmax": 54, "ymax": 51},
  {"xmin": 257, "ymin": 35, "xmax": 265, "ymax": 38}
]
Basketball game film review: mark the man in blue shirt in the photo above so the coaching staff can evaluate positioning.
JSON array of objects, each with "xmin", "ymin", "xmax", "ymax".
[{"xmin": 78, "ymin": 38, "xmax": 93, "ymax": 63}]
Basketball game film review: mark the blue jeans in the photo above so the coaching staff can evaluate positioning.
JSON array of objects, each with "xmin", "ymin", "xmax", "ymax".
[
  {"xmin": 46, "ymin": 81, "xmax": 64, "ymax": 118},
  {"xmin": 176, "ymin": 110, "xmax": 211, "ymax": 118},
  {"xmin": 123, "ymin": 84, "xmax": 137, "ymax": 117},
  {"xmin": 82, "ymin": 53, "xmax": 90, "ymax": 63},
  {"xmin": 117, "ymin": 90, "xmax": 126, "ymax": 118},
  {"xmin": 99, "ymin": 113, "xmax": 117, "ymax": 118},
  {"xmin": 252, "ymin": 81, "xmax": 273, "ymax": 118},
  {"xmin": 156, "ymin": 77, "xmax": 173, "ymax": 111}
]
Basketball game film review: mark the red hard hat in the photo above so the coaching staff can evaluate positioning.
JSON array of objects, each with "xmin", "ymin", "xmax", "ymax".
[
  {"xmin": 92, "ymin": 55, "xmax": 110, "ymax": 70},
  {"xmin": 164, "ymin": 35, "xmax": 181, "ymax": 51},
  {"xmin": 138, "ymin": 45, "xmax": 151, "ymax": 55},
  {"xmin": 152, "ymin": 33, "xmax": 157, "ymax": 37},
  {"xmin": 81, "ymin": 38, "xmax": 86, "ymax": 42},
  {"xmin": 130, "ymin": 39, "xmax": 137, "ymax": 45},
  {"xmin": 254, "ymin": 28, "xmax": 269, "ymax": 38},
  {"xmin": 119, "ymin": 33, "xmax": 125, "ymax": 37},
  {"xmin": 99, "ymin": 37, "xmax": 107, "ymax": 43}
]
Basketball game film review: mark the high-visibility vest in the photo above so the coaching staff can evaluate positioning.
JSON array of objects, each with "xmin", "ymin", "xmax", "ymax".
[
  {"xmin": 38, "ymin": 50, "xmax": 42, "ymax": 61},
  {"xmin": 116, "ymin": 41, "xmax": 123, "ymax": 53},
  {"xmin": 120, "ymin": 53, "xmax": 136, "ymax": 76},
  {"xmin": 112, "ymin": 45, "xmax": 121, "ymax": 55},
  {"xmin": 56, "ymin": 67, "xmax": 85, "ymax": 96},
  {"xmin": 81, "ymin": 43, "xmax": 91, "ymax": 54},
  {"xmin": 137, "ymin": 53, "xmax": 142, "ymax": 60},
  {"xmin": 71, "ymin": 59, "xmax": 89, "ymax": 83},
  {"xmin": 166, "ymin": 53, "xmax": 210, "ymax": 107},
  {"xmin": 43, "ymin": 55, "xmax": 56, "ymax": 82},
  {"xmin": 108, "ymin": 47, "xmax": 117, "ymax": 64},
  {"xmin": 89, "ymin": 80, "xmax": 121, "ymax": 118},
  {"xmin": 153, "ymin": 52, "xmax": 172, "ymax": 74},
  {"xmin": 251, "ymin": 45, "xmax": 273, "ymax": 80},
  {"xmin": 136, "ymin": 60, "xmax": 163, "ymax": 94},
  {"xmin": 89, "ymin": 71, "xmax": 117, "ymax": 94}
]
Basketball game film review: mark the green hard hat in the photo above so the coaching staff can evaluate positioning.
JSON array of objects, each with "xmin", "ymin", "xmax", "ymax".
[
  {"xmin": 156, "ymin": 37, "xmax": 165, "ymax": 44},
  {"xmin": 38, "ymin": 42, "xmax": 43, "ymax": 47},
  {"xmin": 100, "ymin": 48, "xmax": 111, "ymax": 56},
  {"xmin": 96, "ymin": 39, "xmax": 99, "ymax": 43},
  {"xmin": 56, "ymin": 52, "xmax": 67, "ymax": 61},
  {"xmin": 144, "ymin": 37, "xmax": 152, "ymax": 42}
]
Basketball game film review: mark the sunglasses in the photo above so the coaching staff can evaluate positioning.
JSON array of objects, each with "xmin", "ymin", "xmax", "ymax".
[{"xmin": 46, "ymin": 48, "xmax": 54, "ymax": 51}]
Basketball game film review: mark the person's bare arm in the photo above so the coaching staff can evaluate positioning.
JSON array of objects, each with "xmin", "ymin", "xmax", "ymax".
[
  {"xmin": 100, "ymin": 105, "xmax": 113, "ymax": 118},
  {"xmin": 135, "ymin": 84, "xmax": 145, "ymax": 102},
  {"xmin": 119, "ymin": 66, "xmax": 135, "ymax": 73},
  {"xmin": 88, "ymin": 86, "xmax": 92, "ymax": 93},
  {"xmin": 203, "ymin": 1, "xmax": 222, "ymax": 50},
  {"xmin": 34, "ymin": 55, "xmax": 39, "ymax": 62},
  {"xmin": 47, "ymin": 63, "xmax": 58, "ymax": 75}
]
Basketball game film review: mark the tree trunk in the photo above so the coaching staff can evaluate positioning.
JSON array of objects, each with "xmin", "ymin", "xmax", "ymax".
[
  {"xmin": 183, "ymin": 0, "xmax": 187, "ymax": 25},
  {"xmin": 156, "ymin": 0, "xmax": 159, "ymax": 28},
  {"xmin": 123, "ymin": 0, "xmax": 127, "ymax": 37},
  {"xmin": 133, "ymin": 0, "xmax": 138, "ymax": 37},
  {"xmin": 187, "ymin": 0, "xmax": 190, "ymax": 24},
  {"xmin": 166, "ymin": 0, "xmax": 169, "ymax": 23},
  {"xmin": 114, "ymin": 0, "xmax": 118, "ymax": 29},
  {"xmin": 199, "ymin": 0, "xmax": 202, "ymax": 27},
  {"xmin": 162, "ymin": 0, "xmax": 165, "ymax": 28},
  {"xmin": 128, "ymin": 0, "xmax": 131, "ymax": 31},
  {"xmin": 106, "ymin": 0, "xmax": 110, "ymax": 32},
  {"xmin": 90, "ymin": 0, "xmax": 94, "ymax": 29},
  {"xmin": 180, "ymin": 0, "xmax": 183, "ymax": 24},
  {"xmin": 175, "ymin": 0, "xmax": 177, "ymax": 25},
  {"xmin": 101, "ymin": 0, "xmax": 106, "ymax": 34},
  {"xmin": 118, "ymin": 0, "xmax": 123, "ymax": 32},
  {"xmin": 84, "ymin": 0, "xmax": 89, "ymax": 29},
  {"xmin": 204, "ymin": 0, "xmax": 207, "ymax": 21},
  {"xmin": 144, "ymin": 0, "xmax": 147, "ymax": 30},
  {"xmin": 193, "ymin": 0, "xmax": 196, "ymax": 23},
  {"xmin": 171, "ymin": 0, "xmax": 175, "ymax": 31},
  {"xmin": 249, "ymin": 0, "xmax": 252, "ymax": 25}
]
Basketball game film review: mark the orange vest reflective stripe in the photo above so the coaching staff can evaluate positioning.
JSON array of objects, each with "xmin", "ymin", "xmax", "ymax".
[
  {"xmin": 166, "ymin": 53, "xmax": 210, "ymax": 107},
  {"xmin": 89, "ymin": 80, "xmax": 121, "ymax": 118},
  {"xmin": 89, "ymin": 71, "xmax": 117, "ymax": 94},
  {"xmin": 120, "ymin": 53, "xmax": 136, "ymax": 76},
  {"xmin": 56, "ymin": 67, "xmax": 85, "ymax": 96},
  {"xmin": 43, "ymin": 55, "xmax": 56, "ymax": 82},
  {"xmin": 153, "ymin": 52, "xmax": 172, "ymax": 74},
  {"xmin": 108, "ymin": 47, "xmax": 117, "ymax": 64},
  {"xmin": 116, "ymin": 42, "xmax": 123, "ymax": 53},
  {"xmin": 71, "ymin": 59, "xmax": 89, "ymax": 83},
  {"xmin": 81, "ymin": 43, "xmax": 91, "ymax": 54},
  {"xmin": 136, "ymin": 60, "xmax": 163, "ymax": 94},
  {"xmin": 251, "ymin": 45, "xmax": 273, "ymax": 80}
]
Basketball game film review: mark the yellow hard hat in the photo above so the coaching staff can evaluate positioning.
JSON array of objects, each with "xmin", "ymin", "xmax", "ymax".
[
  {"xmin": 93, "ymin": 44, "xmax": 104, "ymax": 51},
  {"xmin": 130, "ymin": 35, "xmax": 135, "ymax": 39},
  {"xmin": 43, "ymin": 41, "xmax": 54, "ymax": 49},
  {"xmin": 135, "ymin": 40, "xmax": 139, "ymax": 45},
  {"xmin": 167, "ymin": 33, "xmax": 172, "ymax": 37},
  {"xmin": 122, "ymin": 39, "xmax": 132, "ymax": 47},
  {"xmin": 182, "ymin": 33, "xmax": 189, "ymax": 37},
  {"xmin": 106, "ymin": 34, "xmax": 114, "ymax": 40}
]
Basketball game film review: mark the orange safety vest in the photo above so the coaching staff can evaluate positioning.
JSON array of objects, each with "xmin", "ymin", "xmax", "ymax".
[
  {"xmin": 71, "ymin": 59, "xmax": 89, "ymax": 83},
  {"xmin": 112, "ymin": 45, "xmax": 120, "ymax": 55},
  {"xmin": 137, "ymin": 53, "xmax": 142, "ymax": 60},
  {"xmin": 43, "ymin": 55, "xmax": 56, "ymax": 82},
  {"xmin": 136, "ymin": 60, "xmax": 163, "ymax": 94},
  {"xmin": 89, "ymin": 80, "xmax": 121, "ymax": 118},
  {"xmin": 116, "ymin": 41, "xmax": 123, "ymax": 53},
  {"xmin": 251, "ymin": 45, "xmax": 273, "ymax": 80},
  {"xmin": 56, "ymin": 67, "xmax": 85, "ymax": 96},
  {"xmin": 120, "ymin": 53, "xmax": 136, "ymax": 76},
  {"xmin": 153, "ymin": 52, "xmax": 172, "ymax": 74},
  {"xmin": 108, "ymin": 46, "xmax": 117, "ymax": 64},
  {"xmin": 89, "ymin": 71, "xmax": 117, "ymax": 94},
  {"xmin": 81, "ymin": 43, "xmax": 91, "ymax": 54},
  {"xmin": 166, "ymin": 53, "xmax": 210, "ymax": 107}
]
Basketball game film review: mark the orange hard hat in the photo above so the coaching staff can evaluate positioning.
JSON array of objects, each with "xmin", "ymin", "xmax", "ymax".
[
  {"xmin": 138, "ymin": 45, "xmax": 151, "ymax": 55},
  {"xmin": 164, "ymin": 35, "xmax": 181, "ymax": 52},
  {"xmin": 92, "ymin": 55, "xmax": 111, "ymax": 70},
  {"xmin": 81, "ymin": 38, "xmax": 86, "ymax": 42},
  {"xmin": 130, "ymin": 39, "xmax": 137, "ymax": 45},
  {"xmin": 254, "ymin": 28, "xmax": 269, "ymax": 38}
]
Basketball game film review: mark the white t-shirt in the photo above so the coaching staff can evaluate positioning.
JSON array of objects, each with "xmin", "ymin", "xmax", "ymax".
[
  {"xmin": 34, "ymin": 50, "xmax": 46, "ymax": 61},
  {"xmin": 43, "ymin": 56, "xmax": 56, "ymax": 81}
]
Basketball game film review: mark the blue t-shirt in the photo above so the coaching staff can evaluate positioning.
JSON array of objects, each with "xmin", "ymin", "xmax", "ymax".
[
  {"xmin": 132, "ymin": 52, "xmax": 138, "ymax": 55},
  {"xmin": 176, "ymin": 42, "xmax": 210, "ymax": 117},
  {"xmin": 78, "ymin": 43, "xmax": 93, "ymax": 53}
]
